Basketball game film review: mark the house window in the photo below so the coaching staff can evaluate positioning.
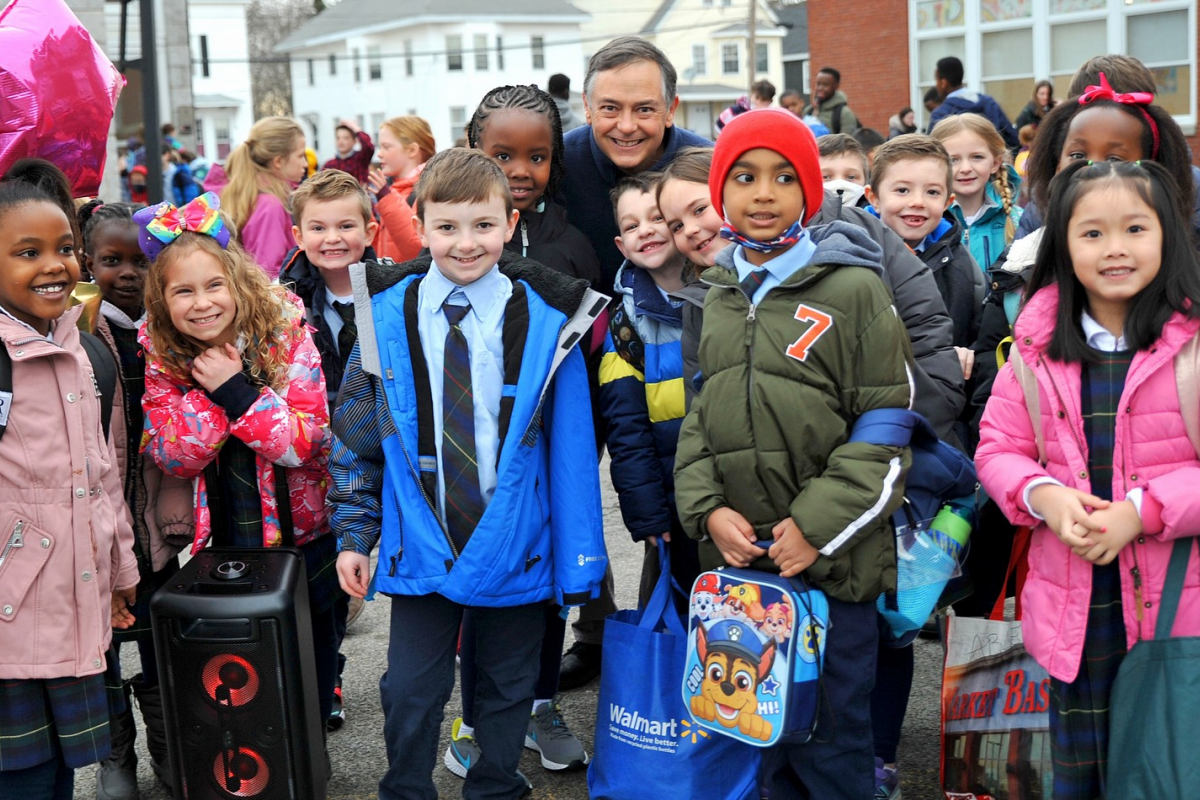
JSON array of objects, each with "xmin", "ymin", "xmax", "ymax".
[
  {"xmin": 496, "ymin": 36, "xmax": 504, "ymax": 69},
  {"xmin": 199, "ymin": 35, "xmax": 210, "ymax": 78},
  {"xmin": 447, "ymin": 35, "xmax": 463, "ymax": 71},
  {"xmin": 475, "ymin": 34, "xmax": 489, "ymax": 70},
  {"xmin": 404, "ymin": 39, "xmax": 413, "ymax": 76},
  {"xmin": 721, "ymin": 43, "xmax": 739, "ymax": 75},
  {"xmin": 531, "ymin": 36, "xmax": 545, "ymax": 69},
  {"xmin": 353, "ymin": 48, "xmax": 361, "ymax": 82},
  {"xmin": 755, "ymin": 42, "xmax": 768, "ymax": 74},
  {"xmin": 721, "ymin": 0, "xmax": 731, "ymax": 6},
  {"xmin": 194, "ymin": 116, "xmax": 205, "ymax": 156},
  {"xmin": 329, "ymin": 53, "xmax": 337, "ymax": 76},
  {"xmin": 215, "ymin": 117, "xmax": 232, "ymax": 160},
  {"xmin": 368, "ymin": 46, "xmax": 382, "ymax": 80},
  {"xmin": 692, "ymin": 44, "xmax": 707, "ymax": 77},
  {"xmin": 1127, "ymin": 8, "xmax": 1192, "ymax": 116},
  {"xmin": 370, "ymin": 112, "xmax": 385, "ymax": 133},
  {"xmin": 307, "ymin": 58, "xmax": 314, "ymax": 86},
  {"xmin": 450, "ymin": 106, "xmax": 467, "ymax": 143},
  {"xmin": 703, "ymin": 0, "xmax": 712, "ymax": 5}
]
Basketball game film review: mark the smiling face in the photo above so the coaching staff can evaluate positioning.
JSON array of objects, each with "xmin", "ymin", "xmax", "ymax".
[
  {"xmin": 293, "ymin": 196, "xmax": 377, "ymax": 272},
  {"xmin": 942, "ymin": 130, "xmax": 998, "ymax": 205},
  {"xmin": 722, "ymin": 148, "xmax": 805, "ymax": 263},
  {"xmin": 0, "ymin": 202, "xmax": 80, "ymax": 335},
  {"xmin": 613, "ymin": 188, "xmax": 677, "ymax": 271},
  {"xmin": 415, "ymin": 193, "xmax": 518, "ymax": 286},
  {"xmin": 658, "ymin": 177, "xmax": 729, "ymax": 267},
  {"xmin": 377, "ymin": 126, "xmax": 421, "ymax": 179},
  {"xmin": 867, "ymin": 157, "xmax": 952, "ymax": 247},
  {"xmin": 1057, "ymin": 106, "xmax": 1146, "ymax": 174},
  {"xmin": 585, "ymin": 59, "xmax": 679, "ymax": 174},
  {"xmin": 1068, "ymin": 182, "xmax": 1162, "ymax": 332},
  {"xmin": 163, "ymin": 248, "xmax": 238, "ymax": 348},
  {"xmin": 813, "ymin": 71, "xmax": 838, "ymax": 103},
  {"xmin": 272, "ymin": 135, "xmax": 309, "ymax": 184},
  {"xmin": 87, "ymin": 221, "xmax": 148, "ymax": 319},
  {"xmin": 476, "ymin": 108, "xmax": 554, "ymax": 213}
]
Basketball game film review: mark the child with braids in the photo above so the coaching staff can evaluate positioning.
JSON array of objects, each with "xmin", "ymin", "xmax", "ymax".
[
  {"xmin": 931, "ymin": 112, "xmax": 1022, "ymax": 273},
  {"xmin": 77, "ymin": 200, "xmax": 193, "ymax": 798}
]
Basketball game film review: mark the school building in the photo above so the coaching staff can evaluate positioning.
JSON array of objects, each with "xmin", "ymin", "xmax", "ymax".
[{"xmin": 805, "ymin": 0, "xmax": 1199, "ymax": 157}]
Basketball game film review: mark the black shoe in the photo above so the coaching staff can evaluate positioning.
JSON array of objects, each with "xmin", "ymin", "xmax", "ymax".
[{"xmin": 558, "ymin": 641, "xmax": 602, "ymax": 690}]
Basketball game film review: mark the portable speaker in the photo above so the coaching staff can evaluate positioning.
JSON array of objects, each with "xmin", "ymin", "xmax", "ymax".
[{"xmin": 151, "ymin": 548, "xmax": 327, "ymax": 800}]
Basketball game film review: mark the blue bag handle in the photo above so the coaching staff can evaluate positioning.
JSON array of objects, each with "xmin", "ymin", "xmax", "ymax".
[{"xmin": 638, "ymin": 538, "xmax": 686, "ymax": 637}]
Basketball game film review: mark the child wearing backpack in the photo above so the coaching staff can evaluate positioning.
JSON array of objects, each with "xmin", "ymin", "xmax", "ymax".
[
  {"xmin": 0, "ymin": 159, "xmax": 139, "ymax": 798},
  {"xmin": 976, "ymin": 160, "xmax": 1200, "ymax": 799}
]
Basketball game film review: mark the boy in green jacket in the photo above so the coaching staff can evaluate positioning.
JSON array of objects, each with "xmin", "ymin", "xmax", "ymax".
[{"xmin": 673, "ymin": 109, "xmax": 913, "ymax": 799}]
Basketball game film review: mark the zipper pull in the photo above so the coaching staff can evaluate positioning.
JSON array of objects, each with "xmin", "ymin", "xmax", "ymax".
[
  {"xmin": 90, "ymin": 370, "xmax": 101, "ymax": 397},
  {"xmin": 389, "ymin": 555, "xmax": 398, "ymax": 577},
  {"xmin": 11, "ymin": 521, "xmax": 24, "ymax": 548},
  {"xmin": 1132, "ymin": 566, "xmax": 1143, "ymax": 622},
  {"xmin": 747, "ymin": 303, "xmax": 756, "ymax": 322},
  {"xmin": 521, "ymin": 220, "xmax": 529, "ymax": 257}
]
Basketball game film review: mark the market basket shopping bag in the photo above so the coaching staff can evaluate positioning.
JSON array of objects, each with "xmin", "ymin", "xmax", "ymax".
[{"xmin": 588, "ymin": 542, "xmax": 760, "ymax": 800}]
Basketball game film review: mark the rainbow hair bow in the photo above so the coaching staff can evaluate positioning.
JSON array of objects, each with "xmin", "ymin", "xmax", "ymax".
[
  {"xmin": 1078, "ymin": 72, "xmax": 1159, "ymax": 159},
  {"xmin": 133, "ymin": 191, "xmax": 230, "ymax": 261}
]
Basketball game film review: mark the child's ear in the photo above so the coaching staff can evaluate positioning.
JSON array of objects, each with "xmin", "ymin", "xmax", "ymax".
[
  {"xmin": 614, "ymin": 234, "xmax": 630, "ymax": 261},
  {"xmin": 863, "ymin": 185, "xmax": 878, "ymax": 208},
  {"xmin": 412, "ymin": 214, "xmax": 428, "ymax": 247},
  {"xmin": 366, "ymin": 218, "xmax": 379, "ymax": 241},
  {"xmin": 503, "ymin": 208, "xmax": 519, "ymax": 243},
  {"xmin": 292, "ymin": 224, "xmax": 303, "ymax": 249}
]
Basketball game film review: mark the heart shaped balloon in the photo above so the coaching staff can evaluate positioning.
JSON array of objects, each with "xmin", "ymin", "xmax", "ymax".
[{"xmin": 0, "ymin": 0, "xmax": 125, "ymax": 196}]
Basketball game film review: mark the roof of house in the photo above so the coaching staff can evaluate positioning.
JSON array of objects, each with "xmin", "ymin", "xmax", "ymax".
[
  {"xmin": 640, "ymin": 0, "xmax": 781, "ymax": 35},
  {"xmin": 773, "ymin": 1, "xmax": 808, "ymax": 57},
  {"xmin": 276, "ymin": 0, "xmax": 588, "ymax": 52},
  {"xmin": 711, "ymin": 22, "xmax": 787, "ymax": 36}
]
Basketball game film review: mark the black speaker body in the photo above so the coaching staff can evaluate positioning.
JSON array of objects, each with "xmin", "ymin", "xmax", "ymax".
[{"xmin": 151, "ymin": 548, "xmax": 327, "ymax": 800}]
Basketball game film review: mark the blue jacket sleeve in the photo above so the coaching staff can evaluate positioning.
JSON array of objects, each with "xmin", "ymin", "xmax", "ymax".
[
  {"xmin": 545, "ymin": 345, "xmax": 608, "ymax": 606},
  {"xmin": 598, "ymin": 332, "xmax": 674, "ymax": 540},
  {"xmin": 329, "ymin": 346, "xmax": 385, "ymax": 556}
]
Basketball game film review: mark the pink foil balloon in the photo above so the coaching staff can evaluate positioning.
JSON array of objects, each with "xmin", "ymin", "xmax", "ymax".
[{"xmin": 0, "ymin": 0, "xmax": 125, "ymax": 196}]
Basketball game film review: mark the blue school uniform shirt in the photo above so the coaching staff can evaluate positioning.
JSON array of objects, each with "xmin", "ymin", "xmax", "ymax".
[
  {"xmin": 417, "ymin": 259, "xmax": 509, "ymax": 524},
  {"xmin": 731, "ymin": 230, "xmax": 818, "ymax": 304}
]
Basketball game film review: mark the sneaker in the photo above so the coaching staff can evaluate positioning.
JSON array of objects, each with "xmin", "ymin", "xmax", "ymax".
[
  {"xmin": 326, "ymin": 677, "xmax": 345, "ymax": 732},
  {"xmin": 558, "ymin": 641, "xmax": 602, "ymax": 690},
  {"xmin": 525, "ymin": 697, "xmax": 590, "ymax": 771},
  {"xmin": 345, "ymin": 595, "xmax": 366, "ymax": 627},
  {"xmin": 874, "ymin": 757, "xmax": 902, "ymax": 800},
  {"xmin": 444, "ymin": 717, "xmax": 481, "ymax": 778}
]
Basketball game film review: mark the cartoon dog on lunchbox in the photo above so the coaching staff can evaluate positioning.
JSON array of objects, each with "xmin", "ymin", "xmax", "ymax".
[{"xmin": 690, "ymin": 619, "xmax": 776, "ymax": 741}]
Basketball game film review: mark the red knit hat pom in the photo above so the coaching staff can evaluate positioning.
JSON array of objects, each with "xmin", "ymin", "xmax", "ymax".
[{"xmin": 708, "ymin": 109, "xmax": 824, "ymax": 227}]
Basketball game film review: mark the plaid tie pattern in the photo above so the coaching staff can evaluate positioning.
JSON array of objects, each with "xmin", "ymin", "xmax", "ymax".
[
  {"xmin": 740, "ymin": 267, "xmax": 770, "ymax": 302},
  {"xmin": 441, "ymin": 300, "xmax": 482, "ymax": 553},
  {"xmin": 332, "ymin": 301, "xmax": 357, "ymax": 367}
]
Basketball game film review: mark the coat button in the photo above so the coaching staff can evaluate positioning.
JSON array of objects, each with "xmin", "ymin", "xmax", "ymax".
[
  {"xmin": 81, "ymin": 571, "xmax": 92, "ymax": 582},
  {"xmin": 1130, "ymin": 474, "xmax": 1138, "ymax": 482},
  {"xmin": 93, "ymin": 658, "xmax": 102, "ymax": 668},
  {"xmin": 39, "ymin": 538, "xmax": 49, "ymax": 548},
  {"xmin": 1145, "ymin": 601, "xmax": 1153, "ymax": 608},
  {"xmin": 13, "ymin": 350, "xmax": 22, "ymax": 356},
  {"xmin": 1126, "ymin": 406, "xmax": 1132, "ymax": 413},
  {"xmin": 1138, "ymin": 536, "xmax": 1146, "ymax": 544},
  {"xmin": 1057, "ymin": 410, "xmax": 1065, "ymax": 418},
  {"xmin": 1079, "ymin": 470, "xmax": 1088, "ymax": 479},
  {"xmin": 1024, "ymin": 337, "xmax": 1033, "ymax": 345},
  {"xmin": 66, "ymin": 393, "xmax": 76, "ymax": 403},
  {"xmin": 75, "ymin": 488, "xmax": 85, "ymax": 498},
  {"xmin": 1, "ymin": 605, "xmax": 11, "ymax": 616}
]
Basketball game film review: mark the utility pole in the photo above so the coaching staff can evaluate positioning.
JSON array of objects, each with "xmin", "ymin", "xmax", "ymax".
[
  {"xmin": 747, "ymin": 0, "xmax": 756, "ymax": 95},
  {"xmin": 139, "ymin": 0, "xmax": 163, "ymax": 204}
]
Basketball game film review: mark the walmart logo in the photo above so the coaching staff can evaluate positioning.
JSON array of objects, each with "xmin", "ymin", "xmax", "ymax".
[{"xmin": 679, "ymin": 718, "xmax": 710, "ymax": 744}]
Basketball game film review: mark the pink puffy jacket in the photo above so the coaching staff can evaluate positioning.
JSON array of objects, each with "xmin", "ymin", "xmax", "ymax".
[
  {"xmin": 0, "ymin": 306, "xmax": 139, "ymax": 679},
  {"xmin": 977, "ymin": 285, "xmax": 1200, "ymax": 682}
]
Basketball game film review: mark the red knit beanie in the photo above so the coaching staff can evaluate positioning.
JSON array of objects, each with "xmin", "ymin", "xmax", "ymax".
[{"xmin": 709, "ymin": 108, "xmax": 824, "ymax": 227}]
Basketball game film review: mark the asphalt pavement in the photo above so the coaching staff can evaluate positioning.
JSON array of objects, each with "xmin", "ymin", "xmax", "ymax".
[{"xmin": 76, "ymin": 462, "xmax": 947, "ymax": 799}]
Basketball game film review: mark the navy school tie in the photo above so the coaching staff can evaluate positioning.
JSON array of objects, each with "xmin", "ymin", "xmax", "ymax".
[
  {"xmin": 739, "ymin": 267, "xmax": 770, "ymax": 301},
  {"xmin": 441, "ymin": 300, "xmax": 483, "ymax": 554}
]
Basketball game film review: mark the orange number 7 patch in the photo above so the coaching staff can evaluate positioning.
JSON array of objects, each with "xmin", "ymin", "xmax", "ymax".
[{"xmin": 785, "ymin": 305, "xmax": 833, "ymax": 362}]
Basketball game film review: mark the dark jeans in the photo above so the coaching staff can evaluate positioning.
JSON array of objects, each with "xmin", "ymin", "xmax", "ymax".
[
  {"xmin": 332, "ymin": 591, "xmax": 350, "ymax": 680},
  {"xmin": 310, "ymin": 594, "xmax": 340, "ymax": 723},
  {"xmin": 763, "ymin": 597, "xmax": 878, "ymax": 800},
  {"xmin": 460, "ymin": 604, "xmax": 565, "ymax": 727},
  {"xmin": 379, "ymin": 594, "xmax": 545, "ymax": 800},
  {"xmin": 0, "ymin": 752, "xmax": 74, "ymax": 799},
  {"xmin": 870, "ymin": 633, "xmax": 915, "ymax": 764}
]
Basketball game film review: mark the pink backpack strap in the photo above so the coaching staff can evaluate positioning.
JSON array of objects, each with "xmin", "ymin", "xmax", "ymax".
[
  {"xmin": 1009, "ymin": 347, "xmax": 1046, "ymax": 466},
  {"xmin": 1173, "ymin": 332, "xmax": 1200, "ymax": 461}
]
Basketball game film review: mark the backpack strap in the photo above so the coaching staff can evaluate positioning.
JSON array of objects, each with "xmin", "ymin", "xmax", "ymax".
[
  {"xmin": 1173, "ymin": 332, "xmax": 1200, "ymax": 461},
  {"xmin": 1008, "ymin": 347, "xmax": 1046, "ymax": 466},
  {"xmin": 828, "ymin": 102, "xmax": 845, "ymax": 135},
  {"xmin": 79, "ymin": 332, "xmax": 116, "ymax": 440}
]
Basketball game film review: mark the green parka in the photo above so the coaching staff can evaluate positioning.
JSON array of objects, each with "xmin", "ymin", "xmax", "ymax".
[{"xmin": 674, "ymin": 222, "xmax": 914, "ymax": 602}]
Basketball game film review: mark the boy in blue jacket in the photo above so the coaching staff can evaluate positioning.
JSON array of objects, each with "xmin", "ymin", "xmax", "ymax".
[{"xmin": 329, "ymin": 148, "xmax": 609, "ymax": 800}]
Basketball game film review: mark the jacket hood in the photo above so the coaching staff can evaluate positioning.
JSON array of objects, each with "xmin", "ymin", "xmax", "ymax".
[
  {"xmin": 918, "ymin": 214, "xmax": 965, "ymax": 263},
  {"xmin": 613, "ymin": 261, "xmax": 684, "ymax": 325},
  {"xmin": 999, "ymin": 226, "xmax": 1043, "ymax": 276},
  {"xmin": 710, "ymin": 220, "xmax": 884, "ymax": 281},
  {"xmin": 669, "ymin": 280, "xmax": 709, "ymax": 309},
  {"xmin": 815, "ymin": 90, "xmax": 850, "ymax": 108},
  {"xmin": 943, "ymin": 90, "xmax": 987, "ymax": 112},
  {"xmin": 279, "ymin": 244, "xmax": 380, "ymax": 298}
]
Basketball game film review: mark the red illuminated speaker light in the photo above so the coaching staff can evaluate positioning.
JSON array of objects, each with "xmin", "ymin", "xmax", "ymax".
[
  {"xmin": 213, "ymin": 747, "xmax": 270, "ymax": 797},
  {"xmin": 201, "ymin": 654, "xmax": 260, "ymax": 707}
]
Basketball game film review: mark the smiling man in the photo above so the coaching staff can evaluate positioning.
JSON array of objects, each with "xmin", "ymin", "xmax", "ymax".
[{"xmin": 563, "ymin": 37, "xmax": 711, "ymax": 288}]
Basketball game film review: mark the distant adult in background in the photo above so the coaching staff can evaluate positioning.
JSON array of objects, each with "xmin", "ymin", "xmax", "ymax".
[
  {"xmin": 780, "ymin": 88, "xmax": 804, "ymax": 116},
  {"xmin": 368, "ymin": 115, "xmax": 435, "ymax": 263},
  {"xmin": 803, "ymin": 67, "xmax": 858, "ymax": 134},
  {"xmin": 888, "ymin": 106, "xmax": 917, "ymax": 139},
  {"xmin": 1014, "ymin": 80, "xmax": 1057, "ymax": 132},
  {"xmin": 323, "ymin": 118, "xmax": 375, "ymax": 184},
  {"xmin": 548, "ymin": 73, "xmax": 583, "ymax": 132},
  {"xmin": 928, "ymin": 56, "xmax": 1018, "ymax": 148},
  {"xmin": 922, "ymin": 87, "xmax": 942, "ymax": 126},
  {"xmin": 223, "ymin": 115, "xmax": 308, "ymax": 279},
  {"xmin": 715, "ymin": 79, "xmax": 776, "ymax": 135}
]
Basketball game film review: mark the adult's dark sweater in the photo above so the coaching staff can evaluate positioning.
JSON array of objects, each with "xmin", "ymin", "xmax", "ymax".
[{"xmin": 562, "ymin": 123, "xmax": 712, "ymax": 287}]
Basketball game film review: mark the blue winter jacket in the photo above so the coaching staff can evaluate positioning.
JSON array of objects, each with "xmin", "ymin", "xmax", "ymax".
[
  {"xmin": 929, "ymin": 89, "xmax": 1019, "ymax": 149},
  {"xmin": 598, "ymin": 262, "xmax": 686, "ymax": 541},
  {"xmin": 329, "ymin": 252, "xmax": 610, "ymax": 607}
]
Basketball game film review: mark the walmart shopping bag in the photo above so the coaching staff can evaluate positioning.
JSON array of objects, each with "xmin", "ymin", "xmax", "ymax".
[{"xmin": 588, "ymin": 542, "xmax": 759, "ymax": 800}]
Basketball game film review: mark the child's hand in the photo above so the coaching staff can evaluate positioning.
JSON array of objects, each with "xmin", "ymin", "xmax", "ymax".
[
  {"xmin": 192, "ymin": 344, "xmax": 243, "ymax": 393},
  {"xmin": 340, "ymin": 117, "xmax": 360, "ymax": 133},
  {"xmin": 955, "ymin": 346, "xmax": 975, "ymax": 380},
  {"xmin": 111, "ymin": 587, "xmax": 136, "ymax": 630},
  {"xmin": 1028, "ymin": 484, "xmax": 1109, "ymax": 549},
  {"xmin": 646, "ymin": 531, "xmax": 671, "ymax": 547},
  {"xmin": 706, "ymin": 507, "xmax": 762, "ymax": 568},
  {"xmin": 768, "ymin": 518, "xmax": 820, "ymax": 578},
  {"xmin": 367, "ymin": 169, "xmax": 389, "ymax": 196},
  {"xmin": 337, "ymin": 551, "xmax": 371, "ymax": 599},
  {"xmin": 1072, "ymin": 499, "xmax": 1142, "ymax": 565}
]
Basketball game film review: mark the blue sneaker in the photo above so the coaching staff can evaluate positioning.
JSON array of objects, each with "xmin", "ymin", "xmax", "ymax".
[
  {"xmin": 444, "ymin": 718, "xmax": 480, "ymax": 778},
  {"xmin": 874, "ymin": 757, "xmax": 902, "ymax": 799}
]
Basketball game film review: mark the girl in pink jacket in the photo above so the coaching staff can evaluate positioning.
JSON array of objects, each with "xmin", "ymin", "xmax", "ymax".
[
  {"xmin": 977, "ymin": 160, "xmax": 1200, "ymax": 799},
  {"xmin": 133, "ymin": 192, "xmax": 342, "ymax": 728},
  {"xmin": 0, "ymin": 160, "xmax": 138, "ymax": 797}
]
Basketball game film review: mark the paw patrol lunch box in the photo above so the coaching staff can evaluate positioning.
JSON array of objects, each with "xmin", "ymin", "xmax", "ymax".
[{"xmin": 682, "ymin": 567, "xmax": 829, "ymax": 747}]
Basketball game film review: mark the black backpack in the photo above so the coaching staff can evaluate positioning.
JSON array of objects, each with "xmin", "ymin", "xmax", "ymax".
[{"xmin": 0, "ymin": 331, "xmax": 116, "ymax": 442}]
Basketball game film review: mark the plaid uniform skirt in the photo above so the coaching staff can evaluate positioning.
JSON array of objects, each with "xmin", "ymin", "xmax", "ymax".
[
  {"xmin": 1048, "ymin": 561, "xmax": 1127, "ymax": 800},
  {"xmin": 0, "ymin": 651, "xmax": 125, "ymax": 771}
]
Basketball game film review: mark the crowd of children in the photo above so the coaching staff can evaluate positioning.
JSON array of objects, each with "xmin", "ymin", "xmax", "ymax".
[{"xmin": 3, "ymin": 37, "xmax": 1200, "ymax": 800}]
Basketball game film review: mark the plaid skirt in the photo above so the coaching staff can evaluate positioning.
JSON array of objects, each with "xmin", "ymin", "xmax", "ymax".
[
  {"xmin": 1048, "ymin": 561, "xmax": 1127, "ymax": 800},
  {"xmin": 0, "ymin": 651, "xmax": 125, "ymax": 771}
]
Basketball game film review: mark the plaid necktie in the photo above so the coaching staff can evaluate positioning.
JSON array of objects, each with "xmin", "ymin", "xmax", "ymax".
[
  {"xmin": 441, "ymin": 300, "xmax": 482, "ymax": 554},
  {"xmin": 332, "ymin": 301, "xmax": 357, "ymax": 367},
  {"xmin": 739, "ymin": 267, "xmax": 770, "ymax": 302}
]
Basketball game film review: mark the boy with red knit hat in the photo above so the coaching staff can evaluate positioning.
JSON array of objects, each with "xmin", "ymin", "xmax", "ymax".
[{"xmin": 674, "ymin": 108, "xmax": 915, "ymax": 799}]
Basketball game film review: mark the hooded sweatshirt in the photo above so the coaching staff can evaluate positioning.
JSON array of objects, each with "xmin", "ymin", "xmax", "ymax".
[{"xmin": 929, "ymin": 88, "xmax": 1019, "ymax": 149}]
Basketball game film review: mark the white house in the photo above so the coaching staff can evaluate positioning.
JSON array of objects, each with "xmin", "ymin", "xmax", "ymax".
[
  {"xmin": 187, "ymin": 0, "xmax": 255, "ymax": 161},
  {"xmin": 275, "ymin": 0, "xmax": 590, "ymax": 162}
]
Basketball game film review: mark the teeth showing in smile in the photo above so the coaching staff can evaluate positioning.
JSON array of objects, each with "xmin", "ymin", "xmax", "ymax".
[
  {"xmin": 33, "ymin": 285, "xmax": 65, "ymax": 296},
  {"xmin": 191, "ymin": 314, "xmax": 220, "ymax": 325}
]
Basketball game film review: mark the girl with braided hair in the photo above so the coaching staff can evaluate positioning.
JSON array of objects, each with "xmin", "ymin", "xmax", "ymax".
[{"xmin": 932, "ymin": 112, "xmax": 1023, "ymax": 273}]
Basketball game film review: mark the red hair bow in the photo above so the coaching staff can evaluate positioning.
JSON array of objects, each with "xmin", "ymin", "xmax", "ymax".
[{"xmin": 1078, "ymin": 72, "xmax": 1154, "ymax": 107}]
